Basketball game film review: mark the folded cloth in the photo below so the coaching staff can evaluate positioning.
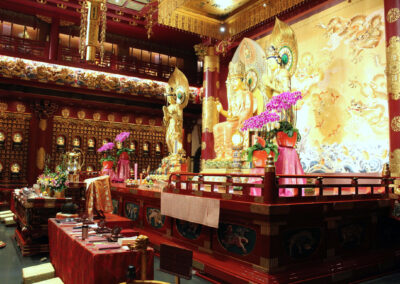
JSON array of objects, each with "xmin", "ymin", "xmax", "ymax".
[
  {"xmin": 87, "ymin": 236, "xmax": 107, "ymax": 242},
  {"xmin": 96, "ymin": 243, "xmax": 121, "ymax": 250}
]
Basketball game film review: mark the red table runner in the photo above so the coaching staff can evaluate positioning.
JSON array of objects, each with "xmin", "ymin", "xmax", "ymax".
[{"xmin": 48, "ymin": 219, "xmax": 153, "ymax": 284}]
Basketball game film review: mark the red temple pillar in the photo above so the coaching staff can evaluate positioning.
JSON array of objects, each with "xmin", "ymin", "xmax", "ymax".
[
  {"xmin": 384, "ymin": 1, "xmax": 400, "ymax": 183},
  {"xmin": 27, "ymin": 101, "xmax": 58, "ymax": 184},
  {"xmin": 48, "ymin": 17, "xmax": 60, "ymax": 61},
  {"xmin": 200, "ymin": 46, "xmax": 219, "ymax": 170}
]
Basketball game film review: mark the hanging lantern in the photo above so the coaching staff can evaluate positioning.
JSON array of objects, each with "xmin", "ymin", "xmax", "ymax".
[{"xmin": 79, "ymin": 0, "xmax": 107, "ymax": 63}]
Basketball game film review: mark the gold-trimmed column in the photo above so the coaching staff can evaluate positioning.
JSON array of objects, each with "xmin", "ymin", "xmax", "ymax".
[
  {"xmin": 201, "ymin": 46, "xmax": 219, "ymax": 169},
  {"xmin": 385, "ymin": 0, "xmax": 400, "ymax": 187}
]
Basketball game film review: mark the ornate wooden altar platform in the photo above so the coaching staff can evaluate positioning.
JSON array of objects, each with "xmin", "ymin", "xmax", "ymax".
[{"xmin": 110, "ymin": 165, "xmax": 400, "ymax": 283}]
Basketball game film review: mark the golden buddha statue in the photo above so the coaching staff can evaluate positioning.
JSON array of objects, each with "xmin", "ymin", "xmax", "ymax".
[
  {"xmin": 163, "ymin": 68, "xmax": 189, "ymax": 159},
  {"xmin": 213, "ymin": 61, "xmax": 254, "ymax": 160},
  {"xmin": 263, "ymin": 45, "xmax": 291, "ymax": 98}
]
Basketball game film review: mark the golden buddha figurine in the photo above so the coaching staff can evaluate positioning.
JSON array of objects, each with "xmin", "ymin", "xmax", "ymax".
[
  {"xmin": 213, "ymin": 61, "xmax": 254, "ymax": 160},
  {"xmin": 263, "ymin": 45, "xmax": 291, "ymax": 98},
  {"xmin": 163, "ymin": 68, "xmax": 189, "ymax": 158}
]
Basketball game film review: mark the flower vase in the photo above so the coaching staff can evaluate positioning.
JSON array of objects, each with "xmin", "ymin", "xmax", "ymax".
[
  {"xmin": 117, "ymin": 152, "xmax": 130, "ymax": 181},
  {"xmin": 54, "ymin": 190, "xmax": 65, "ymax": 199},
  {"xmin": 252, "ymin": 150, "xmax": 275, "ymax": 168},
  {"xmin": 276, "ymin": 131, "xmax": 297, "ymax": 148},
  {"xmin": 102, "ymin": 161, "xmax": 114, "ymax": 171}
]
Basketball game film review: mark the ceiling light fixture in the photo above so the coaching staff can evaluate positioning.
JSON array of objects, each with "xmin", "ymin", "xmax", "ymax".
[
  {"xmin": 220, "ymin": 25, "xmax": 226, "ymax": 33},
  {"xmin": 214, "ymin": 0, "xmax": 233, "ymax": 10}
]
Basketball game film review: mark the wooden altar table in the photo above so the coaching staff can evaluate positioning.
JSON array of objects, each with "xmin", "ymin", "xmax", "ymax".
[{"xmin": 48, "ymin": 219, "xmax": 154, "ymax": 284}]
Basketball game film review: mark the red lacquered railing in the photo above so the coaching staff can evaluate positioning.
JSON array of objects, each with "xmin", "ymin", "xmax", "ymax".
[
  {"xmin": 0, "ymin": 35, "xmax": 49, "ymax": 59},
  {"xmin": 167, "ymin": 165, "xmax": 396, "ymax": 204}
]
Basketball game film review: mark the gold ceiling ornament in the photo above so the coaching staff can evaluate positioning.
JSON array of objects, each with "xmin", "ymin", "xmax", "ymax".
[
  {"xmin": 386, "ymin": 36, "xmax": 400, "ymax": 100},
  {"xmin": 194, "ymin": 43, "xmax": 208, "ymax": 61},
  {"xmin": 391, "ymin": 116, "xmax": 400, "ymax": 132},
  {"xmin": 107, "ymin": 113, "xmax": 115, "ymax": 122},
  {"xmin": 387, "ymin": 8, "xmax": 400, "ymax": 23},
  {"xmin": 36, "ymin": 0, "xmax": 47, "ymax": 4},
  {"xmin": 0, "ymin": 102, "xmax": 7, "ymax": 117},
  {"xmin": 79, "ymin": 0, "xmax": 108, "ymax": 64},
  {"xmin": 62, "ymin": 108, "xmax": 70, "ymax": 118},
  {"xmin": 158, "ymin": 0, "xmax": 303, "ymax": 39},
  {"xmin": 77, "ymin": 110, "xmax": 86, "ymax": 119}
]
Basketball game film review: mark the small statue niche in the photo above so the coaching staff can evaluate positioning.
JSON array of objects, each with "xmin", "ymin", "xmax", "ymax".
[
  {"xmin": 155, "ymin": 142, "xmax": 162, "ymax": 157},
  {"xmin": 129, "ymin": 141, "xmax": 137, "ymax": 156},
  {"xmin": 56, "ymin": 135, "xmax": 66, "ymax": 153},
  {"xmin": 72, "ymin": 136, "xmax": 81, "ymax": 149},
  {"xmin": 10, "ymin": 163, "xmax": 21, "ymax": 179},
  {"xmin": 143, "ymin": 142, "xmax": 150, "ymax": 157},
  {"xmin": 12, "ymin": 132, "xmax": 23, "ymax": 150},
  {"xmin": 0, "ymin": 131, "xmax": 5, "ymax": 149},
  {"xmin": 87, "ymin": 137, "xmax": 96, "ymax": 153}
]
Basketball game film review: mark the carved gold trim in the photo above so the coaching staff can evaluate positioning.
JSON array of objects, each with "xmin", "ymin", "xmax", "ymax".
[
  {"xmin": 202, "ymin": 96, "xmax": 219, "ymax": 133},
  {"xmin": 93, "ymin": 112, "xmax": 100, "ymax": 121},
  {"xmin": 16, "ymin": 104, "xmax": 26, "ymax": 113},
  {"xmin": 39, "ymin": 119, "xmax": 47, "ymax": 131},
  {"xmin": 107, "ymin": 114, "xmax": 115, "ymax": 122},
  {"xmin": 122, "ymin": 115, "xmax": 129, "ymax": 123},
  {"xmin": 61, "ymin": 108, "xmax": 70, "ymax": 118},
  {"xmin": 387, "ymin": 8, "xmax": 400, "ymax": 23},
  {"xmin": 204, "ymin": 54, "xmax": 219, "ymax": 72},
  {"xmin": 390, "ymin": 149, "xmax": 400, "ymax": 176},
  {"xmin": 387, "ymin": 36, "xmax": 400, "ymax": 100},
  {"xmin": 391, "ymin": 116, "xmax": 400, "ymax": 131},
  {"xmin": 77, "ymin": 110, "xmax": 86, "ymax": 119},
  {"xmin": 37, "ymin": 147, "xmax": 45, "ymax": 170},
  {"xmin": 158, "ymin": 0, "xmax": 303, "ymax": 38}
]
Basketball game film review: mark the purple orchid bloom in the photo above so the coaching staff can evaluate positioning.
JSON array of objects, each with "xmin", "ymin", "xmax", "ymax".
[
  {"xmin": 115, "ymin": 131, "xmax": 130, "ymax": 143},
  {"xmin": 97, "ymin": 142, "xmax": 115, "ymax": 152}
]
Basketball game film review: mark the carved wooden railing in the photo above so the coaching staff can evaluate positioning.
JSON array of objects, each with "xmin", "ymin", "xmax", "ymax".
[
  {"xmin": 0, "ymin": 35, "xmax": 49, "ymax": 59},
  {"xmin": 59, "ymin": 47, "xmax": 178, "ymax": 81},
  {"xmin": 166, "ymin": 166, "xmax": 395, "ymax": 205}
]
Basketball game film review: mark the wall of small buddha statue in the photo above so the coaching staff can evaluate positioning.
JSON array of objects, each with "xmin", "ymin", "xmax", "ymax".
[
  {"xmin": 51, "ymin": 107, "xmax": 167, "ymax": 174},
  {"xmin": 0, "ymin": 100, "xmax": 31, "ymax": 187},
  {"xmin": 0, "ymin": 97, "xmax": 180, "ymax": 188}
]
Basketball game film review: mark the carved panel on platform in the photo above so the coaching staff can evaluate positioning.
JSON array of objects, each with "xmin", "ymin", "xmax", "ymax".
[
  {"xmin": 0, "ymin": 112, "xmax": 31, "ymax": 186},
  {"xmin": 112, "ymin": 199, "xmax": 119, "ymax": 214},
  {"xmin": 146, "ymin": 207, "xmax": 165, "ymax": 229},
  {"xmin": 283, "ymin": 228, "xmax": 321, "ymax": 260},
  {"xmin": 217, "ymin": 222, "xmax": 257, "ymax": 255},
  {"xmin": 125, "ymin": 202, "xmax": 140, "ymax": 221},
  {"xmin": 175, "ymin": 219, "xmax": 202, "ymax": 240},
  {"xmin": 51, "ymin": 116, "xmax": 166, "ymax": 173}
]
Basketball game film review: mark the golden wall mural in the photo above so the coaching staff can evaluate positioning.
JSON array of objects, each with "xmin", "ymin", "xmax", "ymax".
[{"xmin": 258, "ymin": 0, "xmax": 388, "ymax": 173}]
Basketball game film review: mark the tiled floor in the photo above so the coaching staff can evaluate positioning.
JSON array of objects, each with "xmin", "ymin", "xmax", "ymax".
[{"xmin": 1, "ymin": 223, "xmax": 399, "ymax": 284}]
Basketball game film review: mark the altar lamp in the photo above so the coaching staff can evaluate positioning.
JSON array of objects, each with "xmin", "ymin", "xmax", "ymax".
[{"xmin": 232, "ymin": 130, "xmax": 244, "ymax": 172}]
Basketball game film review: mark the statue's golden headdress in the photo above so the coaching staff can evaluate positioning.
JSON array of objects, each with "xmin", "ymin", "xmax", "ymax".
[
  {"xmin": 167, "ymin": 67, "xmax": 189, "ymax": 109},
  {"xmin": 228, "ymin": 61, "xmax": 245, "ymax": 80},
  {"xmin": 266, "ymin": 45, "xmax": 282, "ymax": 64},
  {"xmin": 267, "ymin": 18, "xmax": 298, "ymax": 76}
]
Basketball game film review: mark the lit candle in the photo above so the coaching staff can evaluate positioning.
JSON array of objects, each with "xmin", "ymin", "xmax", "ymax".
[
  {"xmin": 134, "ymin": 163, "xmax": 138, "ymax": 181},
  {"xmin": 174, "ymin": 141, "xmax": 177, "ymax": 154}
]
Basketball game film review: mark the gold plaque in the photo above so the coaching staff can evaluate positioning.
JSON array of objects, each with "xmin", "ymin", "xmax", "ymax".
[
  {"xmin": 93, "ymin": 112, "xmax": 101, "ymax": 121},
  {"xmin": 77, "ymin": 110, "xmax": 86, "ymax": 119},
  {"xmin": 61, "ymin": 108, "xmax": 70, "ymax": 118}
]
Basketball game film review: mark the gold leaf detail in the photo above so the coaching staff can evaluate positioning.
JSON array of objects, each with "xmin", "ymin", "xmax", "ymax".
[
  {"xmin": 387, "ymin": 36, "xmax": 400, "ymax": 100},
  {"xmin": 387, "ymin": 8, "xmax": 400, "ymax": 23},
  {"xmin": 391, "ymin": 116, "xmax": 400, "ymax": 132}
]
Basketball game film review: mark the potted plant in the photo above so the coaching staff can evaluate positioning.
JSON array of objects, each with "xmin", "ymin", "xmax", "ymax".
[
  {"xmin": 265, "ymin": 91, "xmax": 302, "ymax": 147},
  {"xmin": 246, "ymin": 136, "xmax": 279, "ymax": 167},
  {"xmin": 98, "ymin": 142, "xmax": 116, "ymax": 170}
]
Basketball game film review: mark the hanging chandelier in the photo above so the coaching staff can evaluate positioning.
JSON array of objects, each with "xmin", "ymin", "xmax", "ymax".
[{"xmin": 79, "ymin": 0, "xmax": 107, "ymax": 64}]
